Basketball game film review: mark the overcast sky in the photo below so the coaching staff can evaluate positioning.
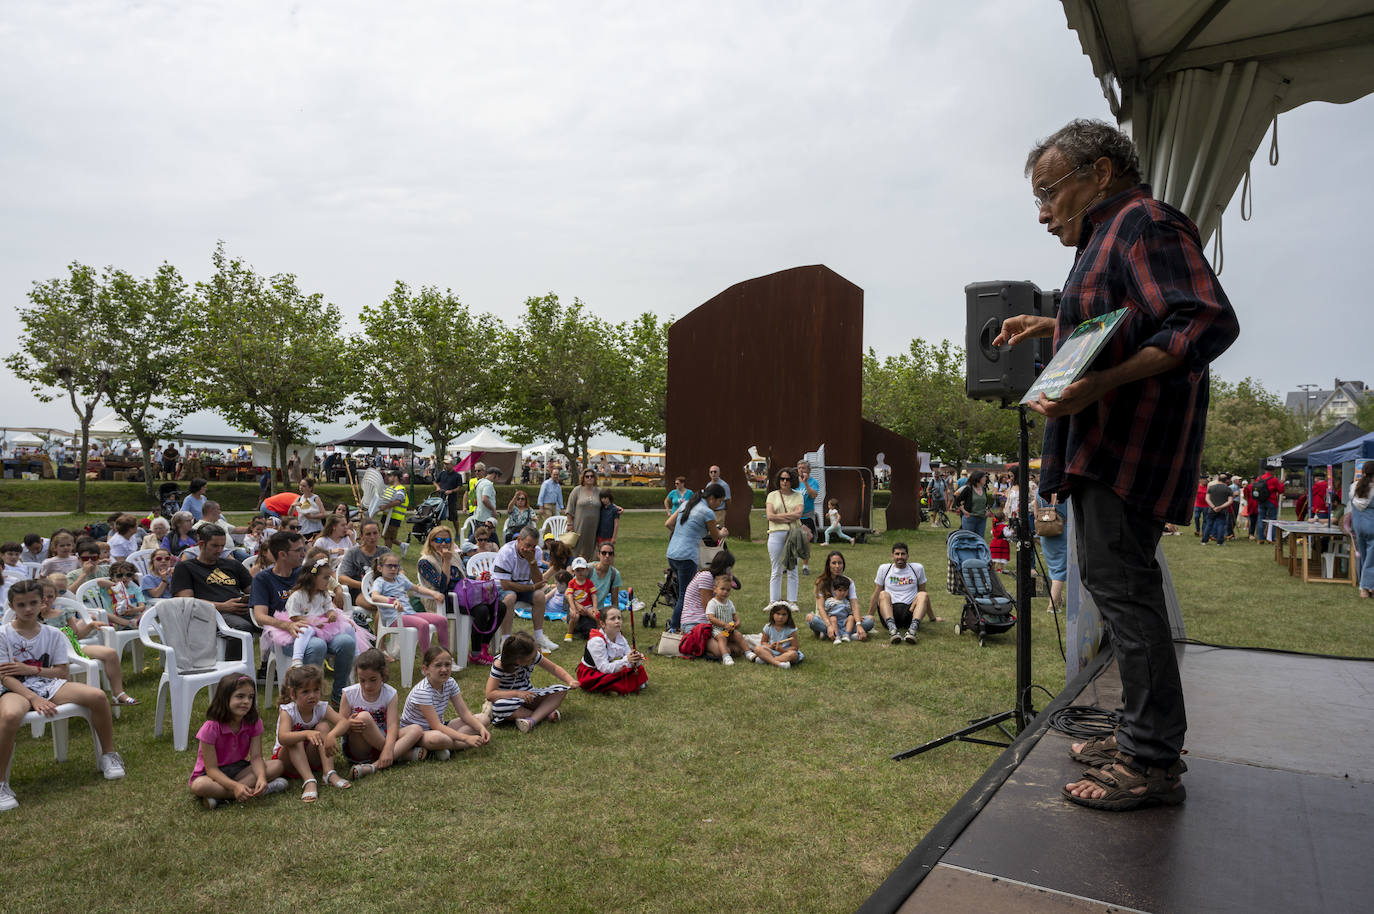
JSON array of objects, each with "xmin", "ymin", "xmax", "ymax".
[{"xmin": 2, "ymin": 1, "xmax": 1369, "ymax": 446}]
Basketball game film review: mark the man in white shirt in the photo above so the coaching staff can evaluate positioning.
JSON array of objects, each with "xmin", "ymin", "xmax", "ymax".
[
  {"xmin": 871, "ymin": 542, "xmax": 941, "ymax": 645},
  {"xmin": 473, "ymin": 466, "xmax": 499, "ymax": 525},
  {"xmin": 492, "ymin": 527, "xmax": 557, "ymax": 653}
]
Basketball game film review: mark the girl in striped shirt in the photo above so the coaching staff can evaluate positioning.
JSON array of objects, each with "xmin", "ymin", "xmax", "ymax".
[
  {"xmin": 399, "ymin": 645, "xmax": 490, "ymax": 759},
  {"xmin": 483, "ymin": 630, "xmax": 578, "ymax": 733}
]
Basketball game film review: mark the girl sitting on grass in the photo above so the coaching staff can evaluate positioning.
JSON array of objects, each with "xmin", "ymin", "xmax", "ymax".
[
  {"xmin": 331, "ymin": 649, "xmax": 423, "ymax": 779},
  {"xmin": 398, "ymin": 645, "xmax": 490, "ymax": 759},
  {"xmin": 575, "ymin": 606, "xmax": 647, "ymax": 694},
  {"xmin": 484, "ymin": 630, "xmax": 577, "ymax": 732},
  {"xmin": 190, "ymin": 672, "xmax": 288, "ymax": 809},
  {"xmin": 705, "ymin": 574, "xmax": 749, "ymax": 666},
  {"xmin": 746, "ymin": 601, "xmax": 803, "ymax": 669},
  {"xmin": 38, "ymin": 577, "xmax": 138, "ymax": 706},
  {"xmin": 273, "ymin": 664, "xmax": 350, "ymax": 803}
]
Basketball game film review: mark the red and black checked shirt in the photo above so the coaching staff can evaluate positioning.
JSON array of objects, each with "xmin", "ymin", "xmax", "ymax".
[{"xmin": 1038, "ymin": 184, "xmax": 1239, "ymax": 525}]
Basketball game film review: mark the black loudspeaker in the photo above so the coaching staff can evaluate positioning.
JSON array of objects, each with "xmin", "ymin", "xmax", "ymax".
[{"xmin": 964, "ymin": 281, "xmax": 1059, "ymax": 402}]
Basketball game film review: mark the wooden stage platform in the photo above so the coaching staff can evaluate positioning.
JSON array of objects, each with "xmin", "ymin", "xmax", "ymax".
[{"xmin": 862, "ymin": 643, "xmax": 1374, "ymax": 913}]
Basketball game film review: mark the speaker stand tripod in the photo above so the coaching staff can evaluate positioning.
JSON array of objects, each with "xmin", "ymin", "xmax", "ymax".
[{"xmin": 892, "ymin": 404, "xmax": 1036, "ymax": 760}]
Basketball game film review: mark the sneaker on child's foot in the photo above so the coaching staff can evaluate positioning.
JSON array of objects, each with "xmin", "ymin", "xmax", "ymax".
[
  {"xmin": 744, "ymin": 651, "xmax": 756, "ymax": 662},
  {"xmin": 99, "ymin": 751, "xmax": 126, "ymax": 780},
  {"xmin": 903, "ymin": 629, "xmax": 918, "ymax": 644},
  {"xmin": 0, "ymin": 782, "xmax": 17, "ymax": 812},
  {"xmin": 722, "ymin": 654, "xmax": 735, "ymax": 666},
  {"xmin": 778, "ymin": 661, "xmax": 791, "ymax": 669},
  {"xmin": 515, "ymin": 718, "xmax": 535, "ymax": 733},
  {"xmin": 841, "ymin": 632, "xmax": 851, "ymax": 642},
  {"xmin": 754, "ymin": 655, "xmax": 766, "ymax": 664},
  {"xmin": 200, "ymin": 797, "xmax": 219, "ymax": 810},
  {"xmin": 833, "ymin": 636, "xmax": 842, "ymax": 645},
  {"xmin": 433, "ymin": 749, "xmax": 452, "ymax": 761},
  {"xmin": 265, "ymin": 777, "xmax": 289, "ymax": 794},
  {"xmin": 889, "ymin": 630, "xmax": 903, "ymax": 645},
  {"xmin": 405, "ymin": 747, "xmax": 428, "ymax": 763},
  {"xmin": 534, "ymin": 631, "xmax": 560, "ymax": 652},
  {"xmin": 801, "ymin": 565, "xmax": 810, "ymax": 576},
  {"xmin": 563, "ymin": 632, "xmax": 573, "ymax": 641}
]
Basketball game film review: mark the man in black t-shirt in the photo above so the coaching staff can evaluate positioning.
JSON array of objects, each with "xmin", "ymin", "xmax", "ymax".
[
  {"xmin": 1202, "ymin": 476, "xmax": 1234, "ymax": 546},
  {"xmin": 171, "ymin": 525, "xmax": 253, "ymax": 659},
  {"xmin": 435, "ymin": 458, "xmax": 464, "ymax": 524}
]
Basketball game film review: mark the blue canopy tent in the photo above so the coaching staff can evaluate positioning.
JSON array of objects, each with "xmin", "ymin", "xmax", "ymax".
[{"xmin": 1307, "ymin": 430, "xmax": 1374, "ymax": 516}]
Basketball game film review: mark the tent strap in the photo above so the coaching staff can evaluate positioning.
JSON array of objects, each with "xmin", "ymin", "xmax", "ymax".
[
  {"xmin": 1268, "ymin": 109, "xmax": 1280, "ymax": 166},
  {"xmin": 1210, "ymin": 206, "xmax": 1224, "ymax": 275}
]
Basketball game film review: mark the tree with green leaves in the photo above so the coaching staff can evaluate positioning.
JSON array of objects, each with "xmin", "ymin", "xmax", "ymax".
[
  {"xmin": 6, "ymin": 262, "xmax": 119, "ymax": 513},
  {"xmin": 1202, "ymin": 375, "xmax": 1305, "ymax": 474},
  {"xmin": 498, "ymin": 294, "xmax": 622, "ymax": 472},
  {"xmin": 102, "ymin": 263, "xmax": 194, "ymax": 504},
  {"xmin": 352, "ymin": 282, "xmax": 504, "ymax": 463},
  {"xmin": 1355, "ymin": 390, "xmax": 1374, "ymax": 433},
  {"xmin": 188, "ymin": 243, "xmax": 352, "ymax": 493},
  {"xmin": 611, "ymin": 311, "xmax": 671, "ymax": 450},
  {"xmin": 862, "ymin": 339, "xmax": 1022, "ymax": 468}
]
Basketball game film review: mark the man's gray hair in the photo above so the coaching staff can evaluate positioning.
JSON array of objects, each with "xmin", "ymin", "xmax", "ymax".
[
  {"xmin": 518, "ymin": 525, "xmax": 539, "ymax": 543},
  {"xmin": 1025, "ymin": 118, "xmax": 1141, "ymax": 183}
]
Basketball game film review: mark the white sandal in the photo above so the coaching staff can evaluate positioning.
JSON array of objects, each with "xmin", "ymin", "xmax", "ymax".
[
  {"xmin": 324, "ymin": 769, "xmax": 351, "ymax": 790},
  {"xmin": 301, "ymin": 778, "xmax": 319, "ymax": 803}
]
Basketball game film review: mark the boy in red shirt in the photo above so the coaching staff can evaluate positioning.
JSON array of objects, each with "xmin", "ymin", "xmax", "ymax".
[{"xmin": 563, "ymin": 557, "xmax": 599, "ymax": 641}]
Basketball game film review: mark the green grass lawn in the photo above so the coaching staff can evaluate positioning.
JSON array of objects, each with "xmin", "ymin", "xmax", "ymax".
[{"xmin": 0, "ymin": 508, "xmax": 1366, "ymax": 913}]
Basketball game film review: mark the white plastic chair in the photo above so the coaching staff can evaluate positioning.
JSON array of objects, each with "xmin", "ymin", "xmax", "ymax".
[
  {"xmin": 139, "ymin": 599, "xmax": 253, "ymax": 751},
  {"xmin": 540, "ymin": 514, "xmax": 569, "ymax": 539},
  {"xmin": 75, "ymin": 580, "xmax": 144, "ymax": 670},
  {"xmin": 127, "ymin": 549, "xmax": 156, "ymax": 577},
  {"xmin": 7, "ymin": 704, "xmax": 104, "ymax": 775},
  {"xmin": 0, "ymin": 607, "xmax": 101, "ymax": 692},
  {"xmin": 363, "ymin": 571, "xmax": 434, "ymax": 689},
  {"xmin": 461, "ymin": 515, "xmax": 479, "ymax": 542},
  {"xmin": 446, "ymin": 591, "xmax": 472, "ymax": 671}
]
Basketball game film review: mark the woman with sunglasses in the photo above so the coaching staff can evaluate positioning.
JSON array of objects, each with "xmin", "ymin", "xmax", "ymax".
[
  {"xmin": 417, "ymin": 525, "xmax": 465, "ymax": 595},
  {"xmin": 565, "ymin": 468, "xmax": 603, "ymax": 562},
  {"xmin": 765, "ymin": 469, "xmax": 805, "ymax": 602},
  {"xmin": 504, "ymin": 490, "xmax": 535, "ymax": 544}
]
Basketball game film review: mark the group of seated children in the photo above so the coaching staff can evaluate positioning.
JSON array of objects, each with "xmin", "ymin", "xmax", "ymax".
[{"xmin": 188, "ymin": 616, "xmax": 649, "ymax": 808}]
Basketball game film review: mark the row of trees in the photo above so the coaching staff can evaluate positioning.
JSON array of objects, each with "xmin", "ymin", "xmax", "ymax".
[
  {"xmin": 8, "ymin": 245, "xmax": 669, "ymax": 511},
  {"xmin": 861, "ymin": 338, "xmax": 1363, "ymax": 476}
]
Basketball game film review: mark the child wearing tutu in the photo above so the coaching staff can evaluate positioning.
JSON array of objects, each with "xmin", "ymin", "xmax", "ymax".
[
  {"xmin": 746, "ymin": 601, "xmax": 803, "ymax": 668},
  {"xmin": 575, "ymin": 606, "xmax": 647, "ymax": 694},
  {"xmin": 190, "ymin": 672, "xmax": 288, "ymax": 808},
  {"xmin": 399, "ymin": 645, "xmax": 490, "ymax": 759},
  {"xmin": 484, "ymin": 630, "xmax": 577, "ymax": 732},
  {"xmin": 273, "ymin": 664, "xmax": 350, "ymax": 802},
  {"xmin": 267, "ymin": 555, "xmax": 371, "ymax": 667},
  {"xmin": 330, "ymin": 649, "xmax": 423, "ymax": 779}
]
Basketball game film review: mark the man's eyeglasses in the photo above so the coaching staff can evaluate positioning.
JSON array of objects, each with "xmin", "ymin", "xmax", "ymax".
[{"xmin": 1033, "ymin": 163, "xmax": 1091, "ymax": 210}]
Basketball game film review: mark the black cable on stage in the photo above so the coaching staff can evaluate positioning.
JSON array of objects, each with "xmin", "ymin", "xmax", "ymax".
[{"xmin": 1046, "ymin": 704, "xmax": 1120, "ymax": 739}]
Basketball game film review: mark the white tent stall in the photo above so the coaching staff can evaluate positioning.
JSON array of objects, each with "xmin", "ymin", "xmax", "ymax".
[
  {"xmin": 1063, "ymin": 1, "xmax": 1374, "ymax": 249},
  {"xmin": 452, "ymin": 430, "xmax": 524, "ymax": 483}
]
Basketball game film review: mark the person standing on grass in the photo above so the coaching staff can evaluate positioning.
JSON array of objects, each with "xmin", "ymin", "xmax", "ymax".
[
  {"xmin": 1345, "ymin": 460, "xmax": 1374, "ymax": 599},
  {"xmin": 377, "ymin": 469, "xmax": 409, "ymax": 551},
  {"xmin": 997, "ymin": 118, "xmax": 1237, "ymax": 811},
  {"xmin": 665, "ymin": 483, "xmax": 728, "ymax": 632},
  {"xmin": 435, "ymin": 457, "xmax": 464, "ymax": 524},
  {"xmin": 1201, "ymin": 476, "xmax": 1233, "ymax": 546},
  {"xmin": 537, "ymin": 463, "xmax": 564, "ymax": 520}
]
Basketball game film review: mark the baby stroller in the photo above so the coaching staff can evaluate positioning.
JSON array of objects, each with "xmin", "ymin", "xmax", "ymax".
[
  {"xmin": 644, "ymin": 566, "xmax": 678, "ymax": 629},
  {"xmin": 405, "ymin": 495, "xmax": 446, "ymax": 544},
  {"xmin": 946, "ymin": 529, "xmax": 1016, "ymax": 647},
  {"xmin": 157, "ymin": 482, "xmax": 183, "ymax": 520}
]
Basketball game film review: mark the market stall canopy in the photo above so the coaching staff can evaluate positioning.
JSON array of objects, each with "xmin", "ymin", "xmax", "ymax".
[
  {"xmin": 1266, "ymin": 420, "xmax": 1366, "ymax": 470},
  {"xmin": 3, "ymin": 431, "xmax": 43, "ymax": 446},
  {"xmin": 0, "ymin": 426, "xmax": 73, "ymax": 439},
  {"xmin": 323, "ymin": 422, "xmax": 418, "ymax": 450},
  {"xmin": 88, "ymin": 412, "xmax": 131, "ymax": 439},
  {"xmin": 1062, "ymin": 1, "xmax": 1374, "ymax": 244},
  {"xmin": 452, "ymin": 429, "xmax": 523, "ymax": 454},
  {"xmin": 1306, "ymin": 429, "xmax": 1374, "ymax": 468}
]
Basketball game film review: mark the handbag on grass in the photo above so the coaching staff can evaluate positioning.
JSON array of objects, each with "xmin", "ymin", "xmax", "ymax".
[{"xmin": 1035, "ymin": 494, "xmax": 1065, "ymax": 537}]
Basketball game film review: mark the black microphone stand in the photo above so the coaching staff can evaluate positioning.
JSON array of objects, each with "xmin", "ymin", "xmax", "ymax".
[{"xmin": 892, "ymin": 404, "xmax": 1035, "ymax": 760}]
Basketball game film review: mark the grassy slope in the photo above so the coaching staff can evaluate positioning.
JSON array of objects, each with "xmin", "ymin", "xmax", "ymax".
[{"xmin": 0, "ymin": 508, "xmax": 1365, "ymax": 913}]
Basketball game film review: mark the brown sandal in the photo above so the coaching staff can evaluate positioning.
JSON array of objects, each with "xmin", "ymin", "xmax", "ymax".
[
  {"xmin": 1069, "ymin": 733, "xmax": 1118, "ymax": 768},
  {"xmin": 1062, "ymin": 755, "xmax": 1186, "ymax": 811}
]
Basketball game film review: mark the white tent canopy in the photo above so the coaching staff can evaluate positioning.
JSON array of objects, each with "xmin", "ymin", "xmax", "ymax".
[
  {"xmin": 88, "ymin": 412, "xmax": 131, "ymax": 439},
  {"xmin": 452, "ymin": 430, "xmax": 523, "ymax": 454},
  {"xmin": 1063, "ymin": 1, "xmax": 1374, "ymax": 246}
]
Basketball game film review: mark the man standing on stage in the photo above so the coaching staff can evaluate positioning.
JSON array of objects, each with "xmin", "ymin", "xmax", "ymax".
[{"xmin": 997, "ymin": 119, "xmax": 1238, "ymax": 810}]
